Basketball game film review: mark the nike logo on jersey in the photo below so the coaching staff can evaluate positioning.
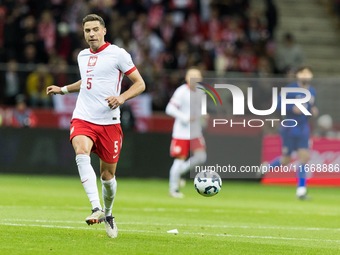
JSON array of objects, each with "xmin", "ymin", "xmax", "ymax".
[
  {"xmin": 113, "ymin": 154, "xmax": 118, "ymax": 159},
  {"xmin": 87, "ymin": 70, "xmax": 94, "ymax": 73}
]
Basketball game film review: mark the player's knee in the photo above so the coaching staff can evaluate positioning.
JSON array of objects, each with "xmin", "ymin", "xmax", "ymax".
[
  {"xmin": 299, "ymin": 155, "xmax": 309, "ymax": 164},
  {"xmin": 101, "ymin": 171, "xmax": 114, "ymax": 181},
  {"xmin": 100, "ymin": 164, "xmax": 116, "ymax": 180},
  {"xmin": 75, "ymin": 148, "xmax": 91, "ymax": 155},
  {"xmin": 298, "ymin": 150, "xmax": 309, "ymax": 164},
  {"xmin": 281, "ymin": 156, "xmax": 291, "ymax": 166},
  {"xmin": 73, "ymin": 143, "xmax": 91, "ymax": 155}
]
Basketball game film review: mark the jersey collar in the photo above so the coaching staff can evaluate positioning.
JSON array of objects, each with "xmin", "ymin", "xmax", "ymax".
[
  {"xmin": 186, "ymin": 83, "xmax": 196, "ymax": 91},
  {"xmin": 90, "ymin": 42, "xmax": 110, "ymax": 54}
]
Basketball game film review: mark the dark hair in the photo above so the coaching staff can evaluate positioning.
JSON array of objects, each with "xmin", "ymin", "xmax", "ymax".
[
  {"xmin": 82, "ymin": 14, "xmax": 105, "ymax": 27},
  {"xmin": 296, "ymin": 66, "xmax": 312, "ymax": 74}
]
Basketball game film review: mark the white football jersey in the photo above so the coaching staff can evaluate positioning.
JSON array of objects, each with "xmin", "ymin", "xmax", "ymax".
[
  {"xmin": 166, "ymin": 84, "xmax": 203, "ymax": 139},
  {"xmin": 72, "ymin": 42, "xmax": 136, "ymax": 125}
]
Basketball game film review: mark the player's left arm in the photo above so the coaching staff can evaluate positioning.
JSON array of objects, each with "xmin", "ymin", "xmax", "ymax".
[
  {"xmin": 105, "ymin": 69, "xmax": 145, "ymax": 110},
  {"xmin": 310, "ymin": 88, "xmax": 318, "ymax": 117}
]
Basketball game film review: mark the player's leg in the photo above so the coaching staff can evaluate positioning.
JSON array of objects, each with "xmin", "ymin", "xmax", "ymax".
[
  {"xmin": 169, "ymin": 155, "xmax": 186, "ymax": 198},
  {"xmin": 179, "ymin": 136, "xmax": 207, "ymax": 175},
  {"xmin": 279, "ymin": 132, "xmax": 294, "ymax": 166},
  {"xmin": 177, "ymin": 148, "xmax": 207, "ymax": 189},
  {"xmin": 258, "ymin": 155, "xmax": 291, "ymax": 177},
  {"xmin": 72, "ymin": 135, "xmax": 104, "ymax": 224},
  {"xmin": 259, "ymin": 133, "xmax": 292, "ymax": 177},
  {"xmin": 295, "ymin": 133, "xmax": 310, "ymax": 199},
  {"xmin": 100, "ymin": 160, "xmax": 118, "ymax": 238},
  {"xmin": 179, "ymin": 149, "xmax": 207, "ymax": 175},
  {"xmin": 169, "ymin": 137, "xmax": 206, "ymax": 196},
  {"xmin": 280, "ymin": 155, "xmax": 291, "ymax": 166},
  {"xmin": 296, "ymin": 148, "xmax": 310, "ymax": 199},
  {"xmin": 94, "ymin": 124, "xmax": 122, "ymax": 238},
  {"xmin": 267, "ymin": 157, "xmax": 281, "ymax": 168},
  {"xmin": 100, "ymin": 161, "xmax": 117, "ymax": 217},
  {"xmin": 169, "ymin": 139, "xmax": 190, "ymax": 197}
]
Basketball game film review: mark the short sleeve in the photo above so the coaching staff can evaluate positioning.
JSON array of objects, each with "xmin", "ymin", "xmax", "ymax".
[{"xmin": 117, "ymin": 48, "xmax": 136, "ymax": 75}]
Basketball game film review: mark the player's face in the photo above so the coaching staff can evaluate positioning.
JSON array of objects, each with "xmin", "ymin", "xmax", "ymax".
[
  {"xmin": 296, "ymin": 69, "xmax": 313, "ymax": 87},
  {"xmin": 185, "ymin": 69, "xmax": 202, "ymax": 91},
  {"xmin": 83, "ymin": 21, "xmax": 106, "ymax": 51}
]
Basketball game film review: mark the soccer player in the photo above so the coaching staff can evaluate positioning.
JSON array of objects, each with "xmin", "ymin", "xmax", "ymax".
[
  {"xmin": 46, "ymin": 14, "xmax": 145, "ymax": 238},
  {"xmin": 166, "ymin": 68, "xmax": 207, "ymax": 198},
  {"xmin": 264, "ymin": 66, "xmax": 318, "ymax": 200}
]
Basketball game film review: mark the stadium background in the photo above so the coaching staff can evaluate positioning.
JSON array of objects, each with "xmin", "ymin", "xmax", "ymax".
[{"xmin": 1, "ymin": 0, "xmax": 340, "ymax": 180}]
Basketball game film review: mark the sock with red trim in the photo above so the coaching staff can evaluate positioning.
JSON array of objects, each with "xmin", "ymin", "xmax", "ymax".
[
  {"xmin": 76, "ymin": 154, "xmax": 101, "ymax": 210},
  {"xmin": 101, "ymin": 176, "xmax": 117, "ymax": 216}
]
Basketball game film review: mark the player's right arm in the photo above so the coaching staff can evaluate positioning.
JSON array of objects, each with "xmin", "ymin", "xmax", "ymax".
[
  {"xmin": 46, "ymin": 80, "xmax": 82, "ymax": 95},
  {"xmin": 166, "ymin": 102, "xmax": 190, "ymax": 123},
  {"xmin": 165, "ymin": 88, "xmax": 189, "ymax": 123}
]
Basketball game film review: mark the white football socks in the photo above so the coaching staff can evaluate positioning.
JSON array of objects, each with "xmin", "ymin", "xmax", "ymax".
[
  {"xmin": 101, "ymin": 177, "xmax": 117, "ymax": 216},
  {"xmin": 76, "ymin": 154, "xmax": 101, "ymax": 210},
  {"xmin": 169, "ymin": 159, "xmax": 185, "ymax": 192}
]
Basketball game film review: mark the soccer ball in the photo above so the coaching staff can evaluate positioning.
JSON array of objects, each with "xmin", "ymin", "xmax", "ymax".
[{"xmin": 194, "ymin": 171, "xmax": 222, "ymax": 197}]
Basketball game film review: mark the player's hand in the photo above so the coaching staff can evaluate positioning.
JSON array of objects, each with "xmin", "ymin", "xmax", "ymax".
[
  {"xmin": 105, "ymin": 95, "xmax": 125, "ymax": 110},
  {"xmin": 311, "ymin": 106, "xmax": 319, "ymax": 117},
  {"xmin": 46, "ymin": 85, "xmax": 62, "ymax": 95},
  {"xmin": 292, "ymin": 105, "xmax": 303, "ymax": 115}
]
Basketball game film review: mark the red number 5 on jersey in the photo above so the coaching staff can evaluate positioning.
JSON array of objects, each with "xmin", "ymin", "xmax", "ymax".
[{"xmin": 87, "ymin": 78, "xmax": 92, "ymax": 89}]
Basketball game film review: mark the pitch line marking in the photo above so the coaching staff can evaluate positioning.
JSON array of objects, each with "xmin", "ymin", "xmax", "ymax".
[
  {"xmin": 1, "ymin": 222, "xmax": 340, "ymax": 244},
  {"xmin": 2, "ymin": 219, "xmax": 340, "ymax": 232},
  {"xmin": 1, "ymin": 205, "xmax": 339, "ymax": 216}
]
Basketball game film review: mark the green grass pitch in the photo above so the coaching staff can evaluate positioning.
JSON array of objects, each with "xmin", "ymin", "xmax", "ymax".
[{"xmin": 0, "ymin": 174, "xmax": 340, "ymax": 255}]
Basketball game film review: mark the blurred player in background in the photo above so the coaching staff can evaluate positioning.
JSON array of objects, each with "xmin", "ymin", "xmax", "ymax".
[
  {"xmin": 46, "ymin": 14, "xmax": 145, "ymax": 238},
  {"xmin": 263, "ymin": 66, "xmax": 318, "ymax": 200},
  {"xmin": 12, "ymin": 94, "xmax": 37, "ymax": 128},
  {"xmin": 166, "ymin": 68, "xmax": 207, "ymax": 198}
]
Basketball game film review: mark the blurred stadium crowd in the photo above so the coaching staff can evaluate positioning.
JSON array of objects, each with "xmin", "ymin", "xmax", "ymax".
[{"xmin": 0, "ymin": 0, "xmax": 284, "ymax": 111}]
